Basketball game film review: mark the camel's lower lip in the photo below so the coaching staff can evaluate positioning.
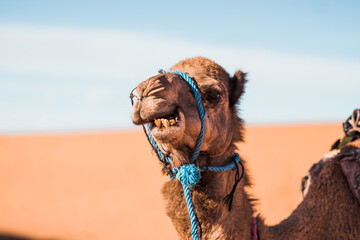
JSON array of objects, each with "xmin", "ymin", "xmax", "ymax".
[{"xmin": 150, "ymin": 122, "xmax": 181, "ymax": 135}]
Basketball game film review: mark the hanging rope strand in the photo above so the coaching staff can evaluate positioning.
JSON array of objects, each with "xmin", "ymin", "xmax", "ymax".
[{"xmin": 174, "ymin": 164, "xmax": 202, "ymax": 240}]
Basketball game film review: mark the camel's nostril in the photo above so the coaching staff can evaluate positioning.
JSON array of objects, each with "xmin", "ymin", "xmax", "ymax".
[{"xmin": 130, "ymin": 87, "xmax": 139, "ymax": 105}]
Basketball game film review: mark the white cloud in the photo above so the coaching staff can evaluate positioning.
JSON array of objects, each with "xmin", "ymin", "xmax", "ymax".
[
  {"xmin": 0, "ymin": 24, "xmax": 359, "ymax": 90},
  {"xmin": 0, "ymin": 24, "xmax": 359, "ymax": 132}
]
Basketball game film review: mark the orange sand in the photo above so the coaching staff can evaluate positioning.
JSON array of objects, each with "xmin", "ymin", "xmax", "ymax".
[{"xmin": 0, "ymin": 124, "xmax": 343, "ymax": 239}]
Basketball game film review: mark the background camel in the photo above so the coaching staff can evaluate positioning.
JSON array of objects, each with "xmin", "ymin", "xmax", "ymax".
[
  {"xmin": 260, "ymin": 139, "xmax": 360, "ymax": 239},
  {"xmin": 131, "ymin": 56, "xmax": 360, "ymax": 239}
]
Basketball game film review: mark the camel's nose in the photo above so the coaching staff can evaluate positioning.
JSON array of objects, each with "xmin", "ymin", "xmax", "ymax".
[
  {"xmin": 131, "ymin": 78, "xmax": 166, "ymax": 104},
  {"xmin": 131, "ymin": 75, "xmax": 170, "ymax": 125},
  {"xmin": 131, "ymin": 85, "xmax": 145, "ymax": 125},
  {"xmin": 129, "ymin": 87, "xmax": 141, "ymax": 106},
  {"xmin": 132, "ymin": 76, "xmax": 167, "ymax": 99}
]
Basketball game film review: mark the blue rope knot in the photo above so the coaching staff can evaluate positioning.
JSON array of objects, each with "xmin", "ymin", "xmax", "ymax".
[{"xmin": 175, "ymin": 164, "xmax": 201, "ymax": 188}]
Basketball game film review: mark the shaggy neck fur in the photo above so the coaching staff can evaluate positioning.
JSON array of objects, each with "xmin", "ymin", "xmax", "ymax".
[{"xmin": 161, "ymin": 143, "xmax": 255, "ymax": 240}]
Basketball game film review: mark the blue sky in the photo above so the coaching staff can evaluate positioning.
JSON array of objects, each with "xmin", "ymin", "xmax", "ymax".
[{"xmin": 0, "ymin": 1, "xmax": 359, "ymax": 133}]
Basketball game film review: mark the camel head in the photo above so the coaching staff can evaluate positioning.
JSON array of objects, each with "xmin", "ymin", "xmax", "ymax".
[{"xmin": 131, "ymin": 57, "xmax": 246, "ymax": 167}]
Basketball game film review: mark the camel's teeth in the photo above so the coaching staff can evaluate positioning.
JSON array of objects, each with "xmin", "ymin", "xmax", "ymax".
[
  {"xmin": 162, "ymin": 118, "xmax": 170, "ymax": 128},
  {"xmin": 154, "ymin": 119, "xmax": 162, "ymax": 128},
  {"xmin": 169, "ymin": 119, "xmax": 175, "ymax": 125},
  {"xmin": 175, "ymin": 117, "xmax": 179, "ymax": 122},
  {"xmin": 160, "ymin": 143, "xmax": 168, "ymax": 153}
]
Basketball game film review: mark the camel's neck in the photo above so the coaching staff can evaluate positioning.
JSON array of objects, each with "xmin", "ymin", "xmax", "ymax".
[{"xmin": 161, "ymin": 152, "xmax": 255, "ymax": 240}]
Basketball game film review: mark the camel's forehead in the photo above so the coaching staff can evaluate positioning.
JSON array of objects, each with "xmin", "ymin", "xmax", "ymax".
[
  {"xmin": 142, "ymin": 72, "xmax": 225, "ymax": 86},
  {"xmin": 170, "ymin": 57, "xmax": 230, "ymax": 86},
  {"xmin": 137, "ymin": 73, "xmax": 188, "ymax": 93},
  {"xmin": 171, "ymin": 57, "xmax": 225, "ymax": 72},
  {"xmin": 186, "ymin": 71, "xmax": 231, "ymax": 93},
  {"xmin": 138, "ymin": 57, "xmax": 230, "ymax": 92},
  {"xmin": 142, "ymin": 73, "xmax": 177, "ymax": 86}
]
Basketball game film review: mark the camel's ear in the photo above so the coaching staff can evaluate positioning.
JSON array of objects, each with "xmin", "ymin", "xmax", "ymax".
[{"xmin": 229, "ymin": 70, "xmax": 247, "ymax": 106}]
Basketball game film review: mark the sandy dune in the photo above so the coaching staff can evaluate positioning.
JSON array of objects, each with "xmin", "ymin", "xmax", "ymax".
[{"xmin": 0, "ymin": 124, "xmax": 343, "ymax": 239}]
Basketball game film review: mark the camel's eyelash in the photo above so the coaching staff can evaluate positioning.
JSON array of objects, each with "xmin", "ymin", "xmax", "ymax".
[{"xmin": 204, "ymin": 89, "xmax": 222, "ymax": 104}]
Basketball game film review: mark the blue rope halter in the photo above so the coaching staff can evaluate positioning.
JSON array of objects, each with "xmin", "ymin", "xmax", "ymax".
[
  {"xmin": 143, "ymin": 71, "xmax": 243, "ymax": 240},
  {"xmin": 144, "ymin": 71, "xmax": 205, "ymax": 165}
]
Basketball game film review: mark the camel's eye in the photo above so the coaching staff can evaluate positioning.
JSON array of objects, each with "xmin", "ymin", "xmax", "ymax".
[{"xmin": 205, "ymin": 89, "xmax": 222, "ymax": 105}]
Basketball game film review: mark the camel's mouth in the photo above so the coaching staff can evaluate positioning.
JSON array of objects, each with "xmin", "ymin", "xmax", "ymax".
[
  {"xmin": 149, "ymin": 108, "xmax": 185, "ymax": 141},
  {"xmin": 152, "ymin": 109, "xmax": 181, "ymax": 129}
]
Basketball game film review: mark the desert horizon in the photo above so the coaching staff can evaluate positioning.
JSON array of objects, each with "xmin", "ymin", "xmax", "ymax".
[{"xmin": 0, "ymin": 123, "xmax": 343, "ymax": 239}]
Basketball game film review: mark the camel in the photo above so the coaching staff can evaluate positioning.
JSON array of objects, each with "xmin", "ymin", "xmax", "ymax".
[{"xmin": 131, "ymin": 56, "xmax": 360, "ymax": 239}]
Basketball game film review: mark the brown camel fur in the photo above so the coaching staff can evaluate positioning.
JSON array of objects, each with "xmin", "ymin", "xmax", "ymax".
[
  {"xmin": 131, "ymin": 56, "xmax": 360, "ymax": 239},
  {"xmin": 259, "ymin": 139, "xmax": 360, "ymax": 239}
]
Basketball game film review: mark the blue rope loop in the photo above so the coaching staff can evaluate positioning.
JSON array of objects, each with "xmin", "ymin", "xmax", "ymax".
[
  {"xmin": 144, "ymin": 71, "xmax": 205, "ymax": 166},
  {"xmin": 171, "ymin": 71, "xmax": 206, "ymax": 163},
  {"xmin": 201, "ymin": 153, "xmax": 240, "ymax": 172},
  {"xmin": 172, "ymin": 153, "xmax": 241, "ymax": 187}
]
